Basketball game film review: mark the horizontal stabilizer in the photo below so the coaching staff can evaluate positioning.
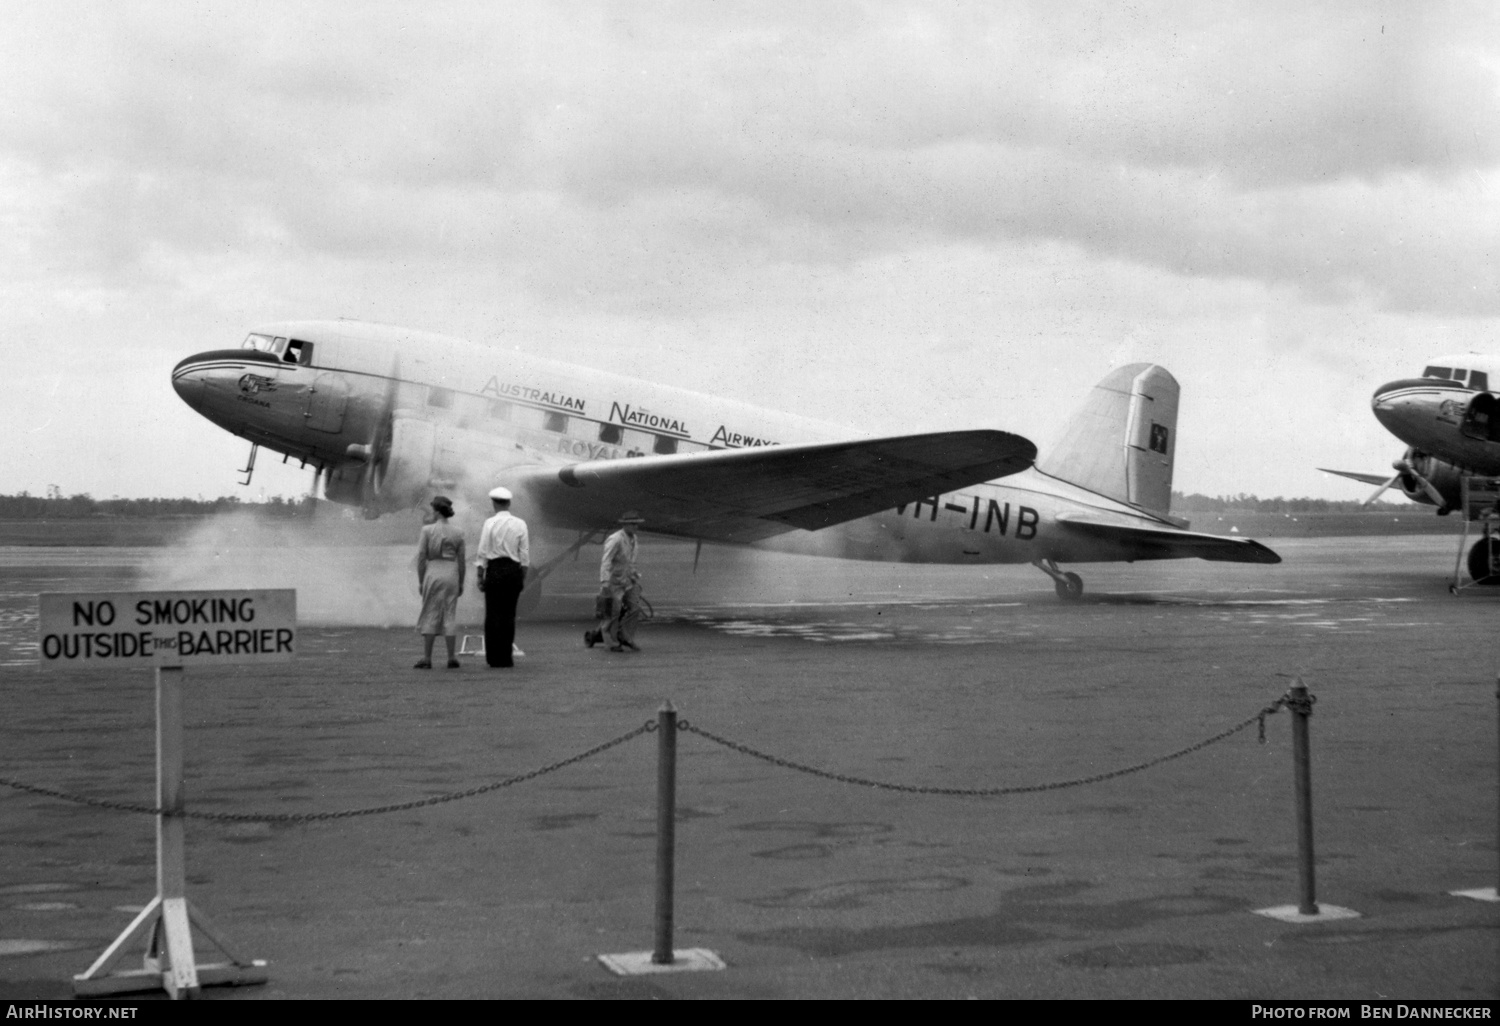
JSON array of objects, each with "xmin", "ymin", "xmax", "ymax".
[
  {"xmin": 1054, "ymin": 513, "xmax": 1282, "ymax": 564},
  {"xmin": 513, "ymin": 429, "xmax": 1036, "ymax": 544}
]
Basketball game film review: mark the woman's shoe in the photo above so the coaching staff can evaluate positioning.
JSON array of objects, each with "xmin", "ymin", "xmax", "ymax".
[
  {"xmin": 414, "ymin": 660, "xmax": 432, "ymax": 669},
  {"xmin": 446, "ymin": 659, "xmax": 461, "ymax": 669}
]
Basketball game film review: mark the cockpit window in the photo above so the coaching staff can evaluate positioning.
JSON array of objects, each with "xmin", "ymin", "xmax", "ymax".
[
  {"xmin": 1421, "ymin": 365, "xmax": 1489, "ymax": 390},
  {"xmin": 243, "ymin": 333, "xmax": 277, "ymax": 352},
  {"xmin": 283, "ymin": 339, "xmax": 311, "ymax": 365}
]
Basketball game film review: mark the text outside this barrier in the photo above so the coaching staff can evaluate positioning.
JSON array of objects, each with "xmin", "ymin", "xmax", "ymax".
[{"xmin": 38, "ymin": 589, "xmax": 296, "ymax": 669}]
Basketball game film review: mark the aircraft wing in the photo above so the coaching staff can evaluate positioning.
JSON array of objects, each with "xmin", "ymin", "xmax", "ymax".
[
  {"xmin": 512, "ymin": 429, "xmax": 1037, "ymax": 544},
  {"xmin": 1318, "ymin": 468, "xmax": 1393, "ymax": 487},
  {"xmin": 1053, "ymin": 513, "xmax": 1282, "ymax": 564}
]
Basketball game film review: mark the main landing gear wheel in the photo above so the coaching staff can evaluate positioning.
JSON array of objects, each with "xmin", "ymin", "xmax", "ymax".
[{"xmin": 1466, "ymin": 537, "xmax": 1500, "ymax": 587}]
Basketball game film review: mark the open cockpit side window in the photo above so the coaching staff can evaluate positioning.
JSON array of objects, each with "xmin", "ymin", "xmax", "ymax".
[
  {"xmin": 1462, "ymin": 392, "xmax": 1500, "ymax": 442},
  {"xmin": 283, "ymin": 339, "xmax": 311, "ymax": 365},
  {"xmin": 242, "ymin": 333, "xmax": 310, "ymax": 365}
]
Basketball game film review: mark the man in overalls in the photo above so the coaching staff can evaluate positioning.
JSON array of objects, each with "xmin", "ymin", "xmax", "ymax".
[{"xmin": 586, "ymin": 510, "xmax": 644, "ymax": 652}]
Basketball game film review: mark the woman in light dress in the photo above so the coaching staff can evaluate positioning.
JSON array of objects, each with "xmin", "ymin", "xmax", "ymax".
[{"xmin": 415, "ymin": 495, "xmax": 466, "ymax": 669}]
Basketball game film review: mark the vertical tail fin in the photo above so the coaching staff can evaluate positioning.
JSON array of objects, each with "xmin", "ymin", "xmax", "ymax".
[{"xmin": 1038, "ymin": 363, "xmax": 1179, "ymax": 517}]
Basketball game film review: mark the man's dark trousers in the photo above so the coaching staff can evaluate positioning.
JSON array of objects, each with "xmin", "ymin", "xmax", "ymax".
[{"xmin": 484, "ymin": 559, "xmax": 525, "ymax": 667}]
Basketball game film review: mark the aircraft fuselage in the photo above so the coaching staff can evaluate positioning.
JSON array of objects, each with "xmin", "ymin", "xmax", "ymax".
[
  {"xmin": 1372, "ymin": 370, "xmax": 1500, "ymax": 478},
  {"xmin": 171, "ymin": 320, "xmax": 1254, "ymax": 574}
]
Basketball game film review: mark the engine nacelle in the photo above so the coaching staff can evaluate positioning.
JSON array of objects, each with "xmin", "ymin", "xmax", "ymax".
[
  {"xmin": 368, "ymin": 417, "xmax": 436, "ymax": 511},
  {"xmin": 321, "ymin": 416, "xmax": 436, "ymax": 514},
  {"xmin": 320, "ymin": 417, "xmax": 514, "ymax": 516},
  {"xmin": 1397, "ymin": 449, "xmax": 1464, "ymax": 511}
]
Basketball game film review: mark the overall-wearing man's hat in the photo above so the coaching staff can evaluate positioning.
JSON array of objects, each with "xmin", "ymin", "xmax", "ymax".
[
  {"xmin": 617, "ymin": 510, "xmax": 646, "ymax": 524},
  {"xmin": 489, "ymin": 487, "xmax": 513, "ymax": 502}
]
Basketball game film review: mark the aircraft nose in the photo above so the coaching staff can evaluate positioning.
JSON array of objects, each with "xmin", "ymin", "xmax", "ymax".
[
  {"xmin": 171, "ymin": 354, "xmax": 210, "ymax": 410},
  {"xmin": 1372, "ymin": 379, "xmax": 1409, "ymax": 409},
  {"xmin": 1369, "ymin": 377, "xmax": 1454, "ymax": 442}
]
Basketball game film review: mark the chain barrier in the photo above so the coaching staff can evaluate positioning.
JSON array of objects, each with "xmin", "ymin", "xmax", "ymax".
[
  {"xmin": 0, "ymin": 721, "xmax": 655, "ymax": 823},
  {"xmin": 678, "ymin": 693, "xmax": 1295, "ymax": 798},
  {"xmin": 2, "ymin": 691, "xmax": 1300, "ymax": 816}
]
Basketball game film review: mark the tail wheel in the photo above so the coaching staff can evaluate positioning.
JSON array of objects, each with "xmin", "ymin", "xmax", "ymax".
[
  {"xmin": 1466, "ymin": 538, "xmax": 1500, "ymax": 585},
  {"xmin": 1054, "ymin": 572, "xmax": 1084, "ymax": 601}
]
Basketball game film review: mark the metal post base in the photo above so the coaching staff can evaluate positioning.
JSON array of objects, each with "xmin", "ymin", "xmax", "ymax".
[
  {"xmin": 597, "ymin": 949, "xmax": 726, "ymax": 975},
  {"xmin": 73, "ymin": 895, "xmax": 267, "ymax": 999}
]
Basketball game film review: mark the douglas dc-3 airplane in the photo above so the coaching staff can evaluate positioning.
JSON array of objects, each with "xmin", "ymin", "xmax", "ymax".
[
  {"xmin": 171, "ymin": 321, "xmax": 1279, "ymax": 603},
  {"xmin": 1323, "ymin": 354, "xmax": 1500, "ymax": 584}
]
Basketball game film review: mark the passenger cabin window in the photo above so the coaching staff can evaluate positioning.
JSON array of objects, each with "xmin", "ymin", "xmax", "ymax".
[
  {"xmin": 653, "ymin": 435, "xmax": 678, "ymax": 455},
  {"xmin": 428, "ymin": 387, "xmax": 453, "ymax": 409},
  {"xmin": 488, "ymin": 400, "xmax": 512, "ymax": 421},
  {"xmin": 544, "ymin": 411, "xmax": 568, "ymax": 433},
  {"xmin": 598, "ymin": 423, "xmax": 623, "ymax": 444}
]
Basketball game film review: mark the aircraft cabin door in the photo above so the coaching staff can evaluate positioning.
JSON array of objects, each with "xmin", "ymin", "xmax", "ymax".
[{"xmin": 304, "ymin": 373, "xmax": 349, "ymax": 433}]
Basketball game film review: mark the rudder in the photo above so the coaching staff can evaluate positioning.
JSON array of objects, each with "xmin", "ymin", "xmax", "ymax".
[{"xmin": 1038, "ymin": 363, "xmax": 1179, "ymax": 516}]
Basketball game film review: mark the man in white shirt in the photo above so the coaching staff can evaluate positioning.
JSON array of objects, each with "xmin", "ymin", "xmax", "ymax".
[
  {"xmin": 475, "ymin": 486, "xmax": 530, "ymax": 668},
  {"xmin": 586, "ymin": 510, "xmax": 644, "ymax": 653}
]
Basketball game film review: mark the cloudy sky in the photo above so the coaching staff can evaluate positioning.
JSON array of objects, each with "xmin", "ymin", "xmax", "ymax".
[{"xmin": 3, "ymin": 1, "xmax": 1497, "ymax": 503}]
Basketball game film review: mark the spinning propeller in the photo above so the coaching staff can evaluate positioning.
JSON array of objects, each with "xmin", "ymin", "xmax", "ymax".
[
  {"xmin": 1363, "ymin": 456, "xmax": 1447, "ymax": 509},
  {"xmin": 347, "ymin": 353, "xmax": 402, "ymax": 503}
]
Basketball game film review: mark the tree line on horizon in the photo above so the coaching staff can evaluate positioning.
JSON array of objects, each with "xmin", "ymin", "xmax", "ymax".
[
  {"xmin": 0, "ymin": 492, "xmax": 319, "ymax": 519},
  {"xmin": 1172, "ymin": 492, "xmax": 1400, "ymax": 514},
  {"xmin": 0, "ymin": 490, "xmax": 1398, "ymax": 518}
]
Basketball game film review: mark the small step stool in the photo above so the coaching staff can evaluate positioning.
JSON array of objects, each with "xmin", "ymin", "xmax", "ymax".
[{"xmin": 459, "ymin": 637, "xmax": 524, "ymax": 658}]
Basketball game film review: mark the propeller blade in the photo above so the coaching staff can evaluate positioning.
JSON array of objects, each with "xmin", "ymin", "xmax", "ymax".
[
  {"xmin": 1363, "ymin": 473, "xmax": 1401, "ymax": 506},
  {"xmin": 364, "ymin": 352, "xmax": 403, "ymax": 502},
  {"xmin": 1412, "ymin": 472, "xmax": 1448, "ymax": 509}
]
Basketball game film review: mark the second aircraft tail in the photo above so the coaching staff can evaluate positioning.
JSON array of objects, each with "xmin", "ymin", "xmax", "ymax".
[{"xmin": 1037, "ymin": 363, "xmax": 1179, "ymax": 518}]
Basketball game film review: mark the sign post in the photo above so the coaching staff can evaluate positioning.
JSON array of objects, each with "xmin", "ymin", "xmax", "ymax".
[{"xmin": 38, "ymin": 589, "xmax": 295, "ymax": 999}]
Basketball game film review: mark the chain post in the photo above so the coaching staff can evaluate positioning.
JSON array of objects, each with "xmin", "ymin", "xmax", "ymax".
[
  {"xmin": 653, "ymin": 702, "xmax": 677, "ymax": 965},
  {"xmin": 1287, "ymin": 678, "xmax": 1319, "ymax": 916}
]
